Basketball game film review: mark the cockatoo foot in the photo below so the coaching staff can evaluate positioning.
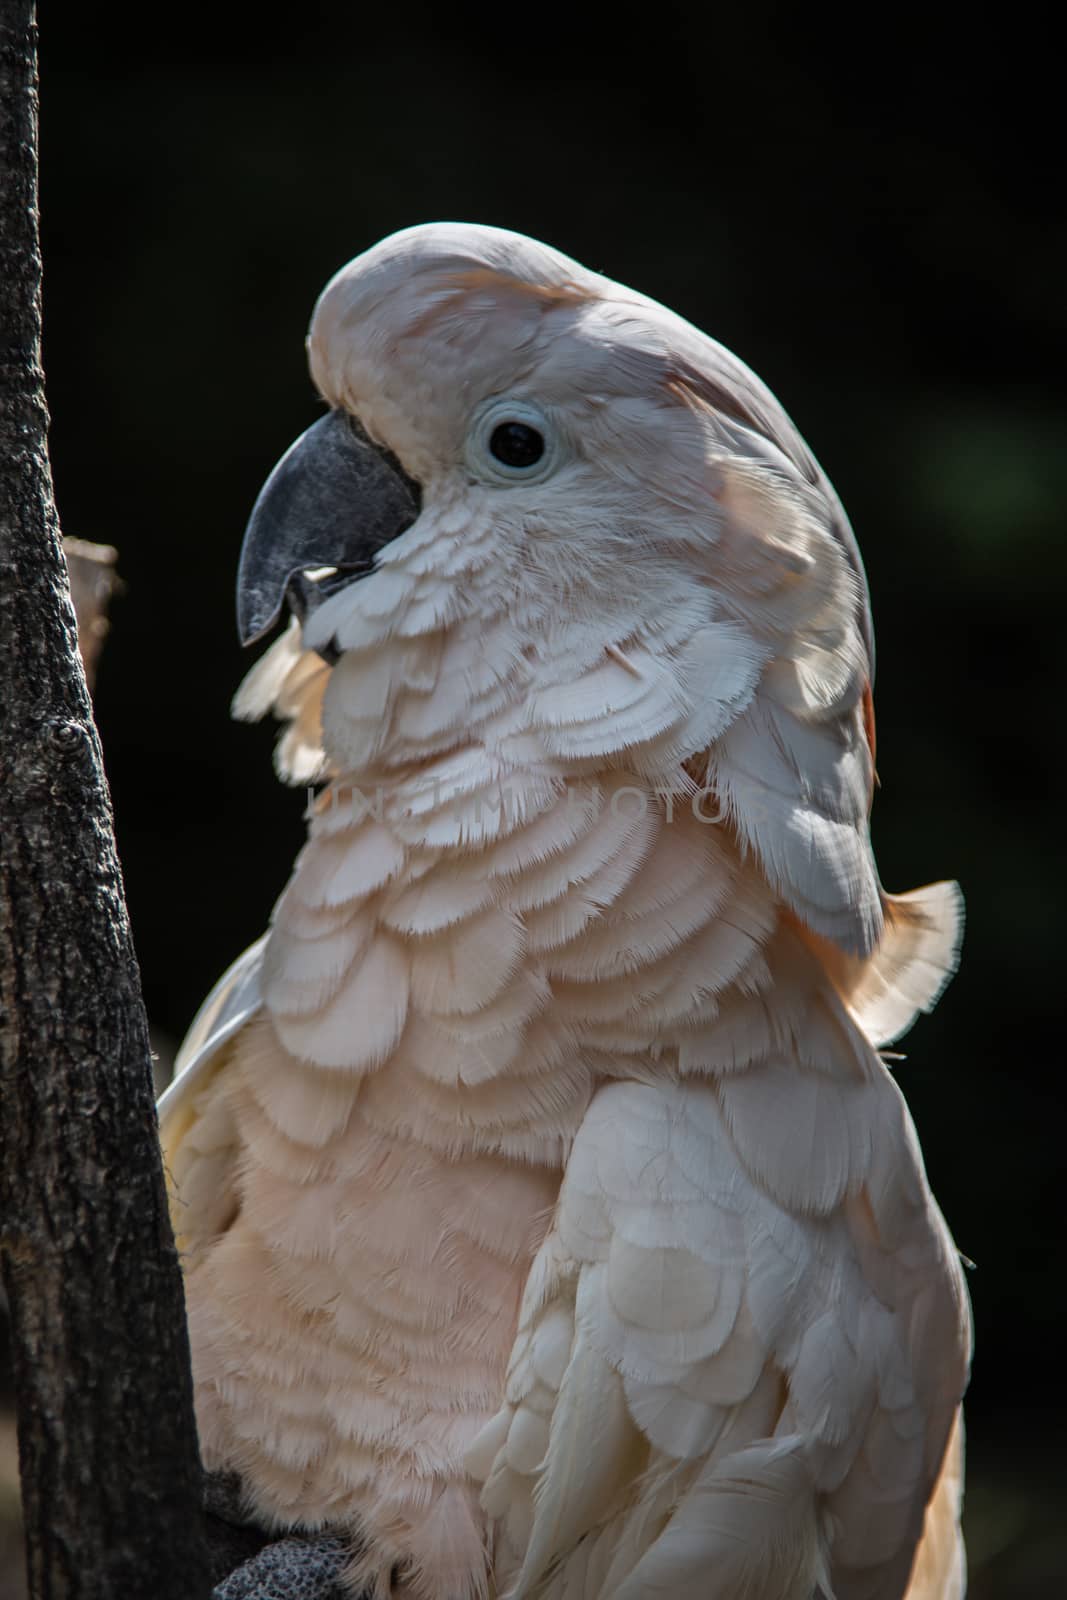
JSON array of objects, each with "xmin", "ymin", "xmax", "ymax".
[{"xmin": 211, "ymin": 1534, "xmax": 354, "ymax": 1599}]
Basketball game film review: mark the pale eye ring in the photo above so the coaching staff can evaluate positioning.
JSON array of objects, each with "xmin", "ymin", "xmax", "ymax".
[{"xmin": 466, "ymin": 398, "xmax": 562, "ymax": 485}]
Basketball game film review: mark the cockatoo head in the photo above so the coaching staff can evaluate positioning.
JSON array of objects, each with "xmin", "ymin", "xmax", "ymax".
[{"xmin": 240, "ymin": 222, "xmax": 867, "ymax": 664}]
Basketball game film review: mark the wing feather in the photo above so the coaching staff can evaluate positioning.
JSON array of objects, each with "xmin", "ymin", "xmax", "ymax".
[
  {"xmin": 471, "ymin": 1058, "xmax": 968, "ymax": 1600},
  {"xmin": 157, "ymin": 934, "xmax": 266, "ymax": 1125},
  {"xmin": 157, "ymin": 936, "xmax": 266, "ymax": 1252}
]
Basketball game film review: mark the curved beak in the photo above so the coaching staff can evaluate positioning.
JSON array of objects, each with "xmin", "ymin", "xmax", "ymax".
[{"xmin": 236, "ymin": 409, "xmax": 421, "ymax": 646}]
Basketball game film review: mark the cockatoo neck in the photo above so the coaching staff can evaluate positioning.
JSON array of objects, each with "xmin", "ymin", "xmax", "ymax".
[{"xmin": 295, "ymin": 492, "xmax": 766, "ymax": 820}]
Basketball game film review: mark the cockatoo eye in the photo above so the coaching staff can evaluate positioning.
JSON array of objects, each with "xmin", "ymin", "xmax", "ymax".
[
  {"xmin": 466, "ymin": 398, "xmax": 562, "ymax": 486},
  {"xmin": 489, "ymin": 422, "xmax": 544, "ymax": 468}
]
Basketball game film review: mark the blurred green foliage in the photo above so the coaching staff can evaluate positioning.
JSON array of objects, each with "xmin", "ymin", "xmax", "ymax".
[{"xmin": 4, "ymin": 3, "xmax": 1061, "ymax": 1591}]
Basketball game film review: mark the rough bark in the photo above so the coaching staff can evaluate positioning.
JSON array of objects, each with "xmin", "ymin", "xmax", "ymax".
[{"xmin": 0, "ymin": 6, "xmax": 210, "ymax": 1596}]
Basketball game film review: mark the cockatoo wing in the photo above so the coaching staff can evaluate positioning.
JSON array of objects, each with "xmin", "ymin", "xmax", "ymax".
[
  {"xmin": 159, "ymin": 935, "xmax": 267, "ymax": 1120},
  {"xmin": 471, "ymin": 1063, "xmax": 968, "ymax": 1599},
  {"xmin": 157, "ymin": 936, "xmax": 266, "ymax": 1249}
]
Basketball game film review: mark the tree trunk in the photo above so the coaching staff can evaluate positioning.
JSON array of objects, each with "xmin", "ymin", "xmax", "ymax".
[{"xmin": 0, "ymin": 6, "xmax": 211, "ymax": 1596}]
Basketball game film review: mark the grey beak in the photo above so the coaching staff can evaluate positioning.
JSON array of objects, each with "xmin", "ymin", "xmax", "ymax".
[{"xmin": 236, "ymin": 409, "xmax": 421, "ymax": 646}]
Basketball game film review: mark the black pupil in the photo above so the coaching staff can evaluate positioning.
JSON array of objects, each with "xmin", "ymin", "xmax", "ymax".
[{"xmin": 489, "ymin": 421, "xmax": 545, "ymax": 469}]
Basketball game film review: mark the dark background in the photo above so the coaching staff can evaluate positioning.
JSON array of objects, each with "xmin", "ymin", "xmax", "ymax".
[{"xmin": 5, "ymin": 5, "xmax": 1064, "ymax": 1593}]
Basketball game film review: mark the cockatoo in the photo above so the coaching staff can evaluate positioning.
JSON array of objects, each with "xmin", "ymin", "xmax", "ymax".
[{"xmin": 159, "ymin": 223, "xmax": 971, "ymax": 1600}]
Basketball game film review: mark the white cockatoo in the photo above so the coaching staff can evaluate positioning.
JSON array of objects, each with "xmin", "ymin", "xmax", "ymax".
[{"xmin": 159, "ymin": 223, "xmax": 971, "ymax": 1600}]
